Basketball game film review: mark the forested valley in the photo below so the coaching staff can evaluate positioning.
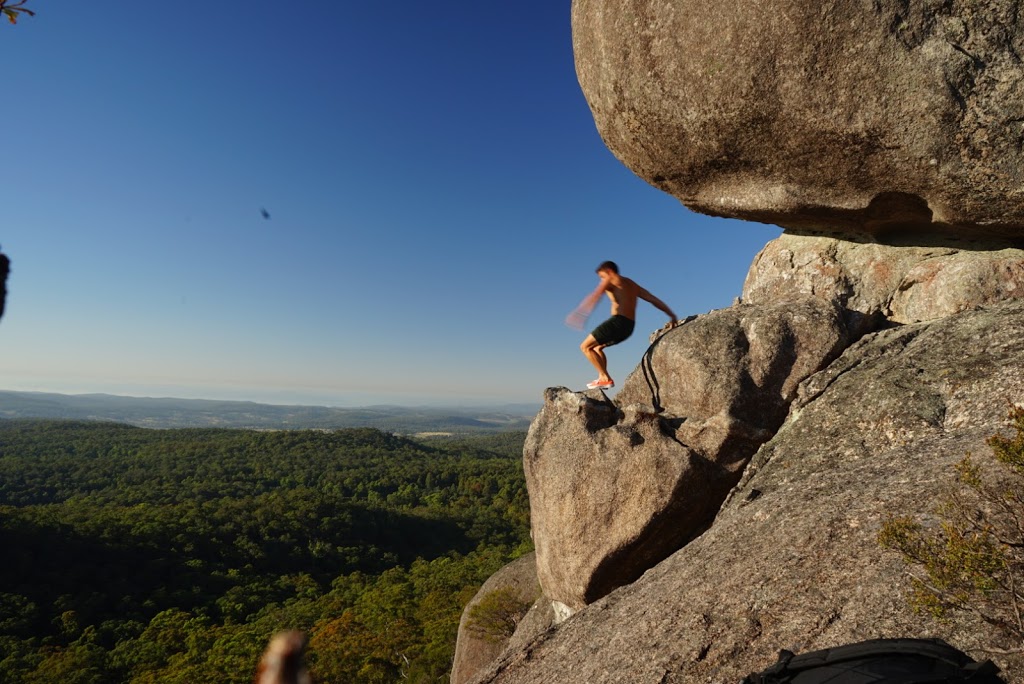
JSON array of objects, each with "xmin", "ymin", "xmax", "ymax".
[{"xmin": 0, "ymin": 420, "xmax": 531, "ymax": 683}]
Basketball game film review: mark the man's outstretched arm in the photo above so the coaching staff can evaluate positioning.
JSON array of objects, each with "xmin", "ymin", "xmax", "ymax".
[
  {"xmin": 638, "ymin": 287, "xmax": 677, "ymax": 322},
  {"xmin": 565, "ymin": 283, "xmax": 608, "ymax": 330}
]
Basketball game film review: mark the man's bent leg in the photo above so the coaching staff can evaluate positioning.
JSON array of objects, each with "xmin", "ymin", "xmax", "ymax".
[{"xmin": 581, "ymin": 335, "xmax": 612, "ymax": 382}]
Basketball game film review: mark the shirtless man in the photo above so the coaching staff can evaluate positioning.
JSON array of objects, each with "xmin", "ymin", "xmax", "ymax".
[{"xmin": 566, "ymin": 261, "xmax": 677, "ymax": 390}]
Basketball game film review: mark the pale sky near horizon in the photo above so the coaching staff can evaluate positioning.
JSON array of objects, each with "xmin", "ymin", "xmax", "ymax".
[{"xmin": 1, "ymin": 2, "xmax": 780, "ymax": 407}]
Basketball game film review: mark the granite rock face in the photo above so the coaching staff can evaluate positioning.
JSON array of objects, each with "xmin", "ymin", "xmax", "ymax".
[
  {"xmin": 743, "ymin": 234, "xmax": 1024, "ymax": 330},
  {"xmin": 524, "ymin": 299, "xmax": 849, "ymax": 612},
  {"xmin": 473, "ymin": 302, "xmax": 1024, "ymax": 684},
  {"xmin": 616, "ymin": 298, "xmax": 851, "ymax": 456},
  {"xmin": 462, "ymin": 6, "xmax": 1024, "ymax": 681},
  {"xmin": 524, "ymin": 389, "xmax": 715, "ymax": 613},
  {"xmin": 572, "ymin": 0, "xmax": 1024, "ymax": 238}
]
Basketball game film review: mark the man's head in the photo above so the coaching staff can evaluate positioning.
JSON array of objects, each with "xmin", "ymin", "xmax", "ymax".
[{"xmin": 596, "ymin": 260, "xmax": 619, "ymax": 275}]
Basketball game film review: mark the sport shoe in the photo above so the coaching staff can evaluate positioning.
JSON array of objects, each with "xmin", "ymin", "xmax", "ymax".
[{"xmin": 586, "ymin": 379, "xmax": 614, "ymax": 390}]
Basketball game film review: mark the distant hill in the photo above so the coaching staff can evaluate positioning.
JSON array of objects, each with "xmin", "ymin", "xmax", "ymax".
[{"xmin": 0, "ymin": 390, "xmax": 539, "ymax": 433}]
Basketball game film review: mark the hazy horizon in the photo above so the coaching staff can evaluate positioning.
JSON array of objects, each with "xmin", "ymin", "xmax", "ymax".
[{"xmin": 0, "ymin": 380, "xmax": 543, "ymax": 410}]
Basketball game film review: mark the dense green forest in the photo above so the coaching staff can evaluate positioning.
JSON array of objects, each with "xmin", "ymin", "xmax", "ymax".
[{"xmin": 0, "ymin": 420, "xmax": 531, "ymax": 683}]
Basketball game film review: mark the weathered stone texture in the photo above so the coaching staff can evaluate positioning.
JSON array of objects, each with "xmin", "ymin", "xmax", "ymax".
[
  {"xmin": 525, "ymin": 299, "xmax": 848, "ymax": 612},
  {"xmin": 743, "ymin": 233, "xmax": 1024, "ymax": 329},
  {"xmin": 572, "ymin": 0, "xmax": 1024, "ymax": 238},
  {"xmin": 473, "ymin": 302, "xmax": 1024, "ymax": 684},
  {"xmin": 617, "ymin": 298, "xmax": 851, "ymax": 454},
  {"xmin": 524, "ymin": 389, "xmax": 715, "ymax": 612}
]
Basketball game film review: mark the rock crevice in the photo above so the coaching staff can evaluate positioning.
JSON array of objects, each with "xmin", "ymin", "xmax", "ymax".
[
  {"xmin": 743, "ymin": 234, "xmax": 1024, "ymax": 331},
  {"xmin": 524, "ymin": 297, "xmax": 851, "ymax": 613}
]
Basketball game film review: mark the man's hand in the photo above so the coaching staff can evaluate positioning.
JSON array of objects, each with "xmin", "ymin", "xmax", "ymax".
[
  {"xmin": 565, "ymin": 309, "xmax": 588, "ymax": 331},
  {"xmin": 648, "ymin": 317, "xmax": 681, "ymax": 343}
]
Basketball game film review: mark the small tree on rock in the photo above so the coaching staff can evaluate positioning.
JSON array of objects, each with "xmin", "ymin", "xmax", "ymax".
[
  {"xmin": 879, "ymin": 406, "xmax": 1024, "ymax": 652},
  {"xmin": 466, "ymin": 587, "xmax": 533, "ymax": 644}
]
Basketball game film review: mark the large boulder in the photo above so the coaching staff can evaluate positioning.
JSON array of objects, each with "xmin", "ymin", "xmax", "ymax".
[
  {"xmin": 525, "ymin": 390, "xmax": 717, "ymax": 613},
  {"xmin": 524, "ymin": 299, "xmax": 849, "ymax": 612},
  {"xmin": 743, "ymin": 233, "xmax": 1024, "ymax": 330},
  {"xmin": 474, "ymin": 301, "xmax": 1024, "ymax": 684},
  {"xmin": 616, "ymin": 298, "xmax": 852, "ymax": 457},
  {"xmin": 572, "ymin": 0, "xmax": 1024, "ymax": 238}
]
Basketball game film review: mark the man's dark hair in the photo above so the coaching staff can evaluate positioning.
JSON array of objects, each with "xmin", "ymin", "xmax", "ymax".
[{"xmin": 596, "ymin": 260, "xmax": 619, "ymax": 274}]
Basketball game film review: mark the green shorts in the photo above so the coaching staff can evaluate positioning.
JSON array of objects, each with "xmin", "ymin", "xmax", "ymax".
[{"xmin": 591, "ymin": 315, "xmax": 635, "ymax": 347}]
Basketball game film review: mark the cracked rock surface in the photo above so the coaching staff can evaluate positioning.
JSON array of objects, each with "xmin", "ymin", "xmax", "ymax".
[
  {"xmin": 524, "ymin": 299, "xmax": 849, "ymax": 612},
  {"xmin": 744, "ymin": 234, "xmax": 1024, "ymax": 332},
  {"xmin": 473, "ymin": 301, "xmax": 1024, "ymax": 684}
]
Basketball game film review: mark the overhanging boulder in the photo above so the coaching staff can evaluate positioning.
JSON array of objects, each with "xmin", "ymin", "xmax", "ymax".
[{"xmin": 572, "ymin": 0, "xmax": 1024, "ymax": 239}]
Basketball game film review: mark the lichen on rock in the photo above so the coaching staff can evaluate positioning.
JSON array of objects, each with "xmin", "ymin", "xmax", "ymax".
[{"xmin": 743, "ymin": 233, "xmax": 1024, "ymax": 330}]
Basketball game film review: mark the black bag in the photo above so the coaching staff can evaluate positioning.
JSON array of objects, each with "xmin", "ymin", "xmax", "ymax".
[{"xmin": 741, "ymin": 638, "xmax": 1003, "ymax": 684}]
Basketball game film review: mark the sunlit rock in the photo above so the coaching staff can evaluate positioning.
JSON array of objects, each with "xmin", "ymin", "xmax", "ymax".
[
  {"xmin": 743, "ymin": 234, "xmax": 1024, "ymax": 329},
  {"xmin": 525, "ymin": 299, "xmax": 848, "ymax": 611},
  {"xmin": 573, "ymin": 0, "xmax": 1024, "ymax": 238}
]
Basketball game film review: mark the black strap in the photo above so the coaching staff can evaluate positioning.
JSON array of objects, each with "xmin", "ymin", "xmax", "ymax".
[{"xmin": 741, "ymin": 639, "xmax": 1003, "ymax": 684}]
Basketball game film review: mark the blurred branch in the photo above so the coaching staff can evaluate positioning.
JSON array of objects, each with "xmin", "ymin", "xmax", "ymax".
[{"xmin": 1, "ymin": 0, "xmax": 35, "ymax": 25}]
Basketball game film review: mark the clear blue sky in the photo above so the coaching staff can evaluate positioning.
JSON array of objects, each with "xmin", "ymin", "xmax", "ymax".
[{"xmin": 0, "ymin": 2, "xmax": 779, "ymax": 406}]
